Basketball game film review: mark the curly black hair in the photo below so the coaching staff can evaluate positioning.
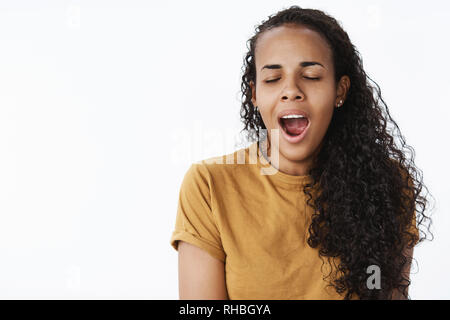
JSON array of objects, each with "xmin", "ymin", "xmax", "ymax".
[{"xmin": 239, "ymin": 6, "xmax": 434, "ymax": 299}]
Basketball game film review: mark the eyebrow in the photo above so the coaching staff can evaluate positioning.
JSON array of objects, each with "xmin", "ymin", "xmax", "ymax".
[{"xmin": 261, "ymin": 61, "xmax": 325, "ymax": 71}]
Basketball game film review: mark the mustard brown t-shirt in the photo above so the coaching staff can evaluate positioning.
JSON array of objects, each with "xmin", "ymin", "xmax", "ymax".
[{"xmin": 169, "ymin": 141, "xmax": 419, "ymax": 299}]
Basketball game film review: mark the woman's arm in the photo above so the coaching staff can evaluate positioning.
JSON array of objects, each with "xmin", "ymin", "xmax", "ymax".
[{"xmin": 178, "ymin": 241, "xmax": 229, "ymax": 299}]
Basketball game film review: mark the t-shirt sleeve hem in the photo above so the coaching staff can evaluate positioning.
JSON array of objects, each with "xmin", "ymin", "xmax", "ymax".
[{"xmin": 170, "ymin": 230, "xmax": 226, "ymax": 263}]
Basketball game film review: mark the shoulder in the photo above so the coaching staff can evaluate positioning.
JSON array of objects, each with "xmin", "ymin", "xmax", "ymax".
[
  {"xmin": 179, "ymin": 162, "xmax": 212, "ymax": 201},
  {"xmin": 181, "ymin": 143, "xmax": 259, "ymax": 192},
  {"xmin": 199, "ymin": 144, "xmax": 253, "ymax": 175}
]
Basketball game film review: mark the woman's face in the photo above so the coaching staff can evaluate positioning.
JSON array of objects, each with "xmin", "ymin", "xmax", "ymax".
[{"xmin": 250, "ymin": 24, "xmax": 349, "ymax": 175}]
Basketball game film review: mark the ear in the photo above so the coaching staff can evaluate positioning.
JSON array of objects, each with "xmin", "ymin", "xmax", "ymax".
[
  {"xmin": 250, "ymin": 81, "xmax": 256, "ymax": 106},
  {"xmin": 336, "ymin": 75, "xmax": 350, "ymax": 106}
]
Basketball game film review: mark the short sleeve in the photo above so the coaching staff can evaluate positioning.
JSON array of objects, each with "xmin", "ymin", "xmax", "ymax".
[{"xmin": 170, "ymin": 163, "xmax": 226, "ymax": 262}]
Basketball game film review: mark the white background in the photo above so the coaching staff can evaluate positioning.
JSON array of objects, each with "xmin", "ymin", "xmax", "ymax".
[{"xmin": 0, "ymin": 0, "xmax": 448, "ymax": 299}]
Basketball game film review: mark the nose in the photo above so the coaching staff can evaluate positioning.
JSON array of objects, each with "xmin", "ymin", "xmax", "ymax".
[{"xmin": 281, "ymin": 77, "xmax": 304, "ymax": 102}]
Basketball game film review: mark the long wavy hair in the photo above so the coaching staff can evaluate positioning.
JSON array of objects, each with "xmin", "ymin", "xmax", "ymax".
[{"xmin": 239, "ymin": 6, "xmax": 434, "ymax": 299}]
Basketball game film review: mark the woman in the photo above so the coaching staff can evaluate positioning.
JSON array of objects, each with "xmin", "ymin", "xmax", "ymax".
[{"xmin": 170, "ymin": 6, "xmax": 433, "ymax": 300}]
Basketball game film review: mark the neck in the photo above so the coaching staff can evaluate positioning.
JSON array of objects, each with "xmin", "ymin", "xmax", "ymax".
[{"xmin": 259, "ymin": 135, "xmax": 321, "ymax": 176}]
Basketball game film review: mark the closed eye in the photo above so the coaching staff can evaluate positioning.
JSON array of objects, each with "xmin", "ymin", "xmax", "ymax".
[{"xmin": 264, "ymin": 77, "xmax": 320, "ymax": 83}]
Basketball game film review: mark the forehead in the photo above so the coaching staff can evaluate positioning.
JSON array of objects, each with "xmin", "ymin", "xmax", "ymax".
[{"xmin": 255, "ymin": 24, "xmax": 333, "ymax": 69}]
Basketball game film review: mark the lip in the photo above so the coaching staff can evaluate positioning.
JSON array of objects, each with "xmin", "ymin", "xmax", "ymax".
[{"xmin": 277, "ymin": 109, "xmax": 310, "ymax": 144}]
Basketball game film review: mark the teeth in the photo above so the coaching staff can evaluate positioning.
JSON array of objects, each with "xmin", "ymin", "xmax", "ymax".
[{"xmin": 281, "ymin": 114, "xmax": 306, "ymax": 119}]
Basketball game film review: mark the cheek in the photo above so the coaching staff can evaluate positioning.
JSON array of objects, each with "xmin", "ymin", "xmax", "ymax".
[
  {"xmin": 311, "ymin": 108, "xmax": 334, "ymax": 136},
  {"xmin": 259, "ymin": 111, "xmax": 272, "ymax": 129},
  {"xmin": 259, "ymin": 106, "xmax": 277, "ymax": 128},
  {"xmin": 310, "ymin": 90, "xmax": 336, "ymax": 127}
]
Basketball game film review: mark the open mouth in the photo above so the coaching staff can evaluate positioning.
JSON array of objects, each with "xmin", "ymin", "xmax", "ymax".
[{"xmin": 279, "ymin": 116, "xmax": 309, "ymax": 137}]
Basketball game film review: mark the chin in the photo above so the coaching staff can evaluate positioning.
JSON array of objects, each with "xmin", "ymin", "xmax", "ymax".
[{"xmin": 279, "ymin": 143, "xmax": 311, "ymax": 162}]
